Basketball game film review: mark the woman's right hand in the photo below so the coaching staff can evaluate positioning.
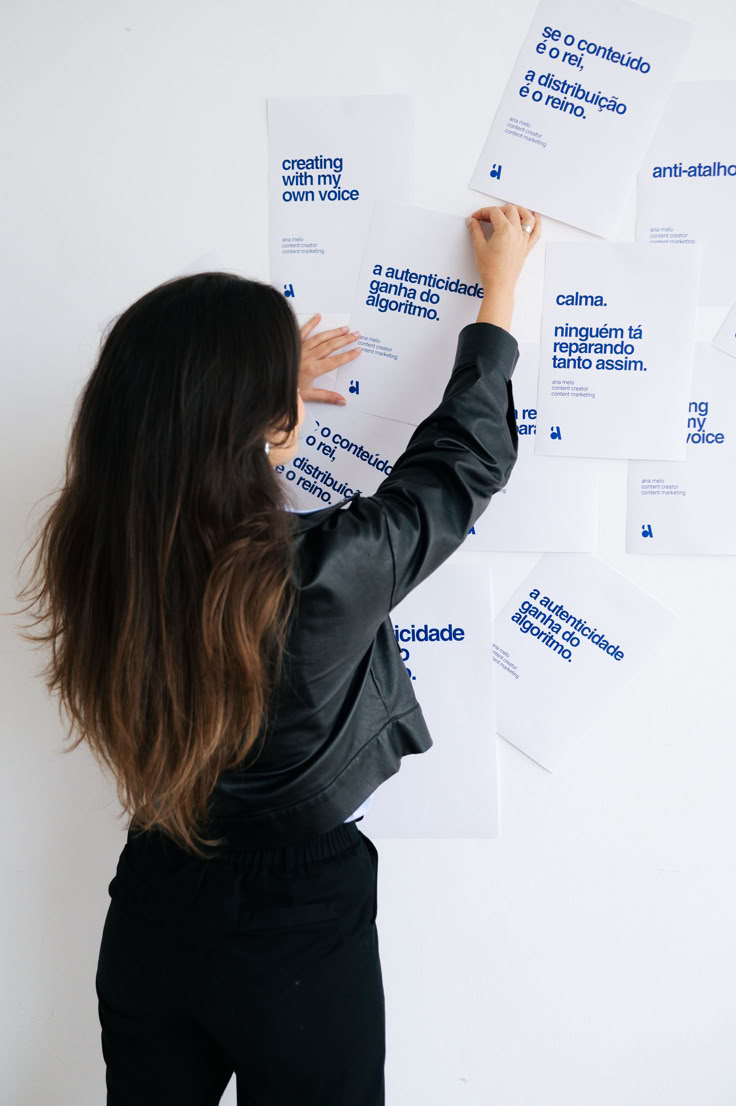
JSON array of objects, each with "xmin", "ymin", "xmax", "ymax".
[{"xmin": 466, "ymin": 204, "xmax": 542, "ymax": 332}]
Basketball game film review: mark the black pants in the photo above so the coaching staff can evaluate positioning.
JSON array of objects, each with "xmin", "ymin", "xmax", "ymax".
[{"xmin": 95, "ymin": 819, "xmax": 385, "ymax": 1105}]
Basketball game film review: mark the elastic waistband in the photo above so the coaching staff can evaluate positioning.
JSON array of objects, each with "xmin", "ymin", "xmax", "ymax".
[{"xmin": 127, "ymin": 818, "xmax": 364, "ymax": 867}]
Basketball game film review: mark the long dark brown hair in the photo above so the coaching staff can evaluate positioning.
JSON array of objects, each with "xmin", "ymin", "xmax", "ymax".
[{"xmin": 15, "ymin": 273, "xmax": 301, "ymax": 857}]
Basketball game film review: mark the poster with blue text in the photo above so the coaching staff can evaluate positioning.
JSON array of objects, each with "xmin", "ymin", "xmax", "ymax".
[
  {"xmin": 492, "ymin": 554, "xmax": 675, "ymax": 771},
  {"xmin": 334, "ymin": 201, "xmax": 487, "ymax": 426},
  {"xmin": 275, "ymin": 403, "xmax": 413, "ymax": 511},
  {"xmin": 636, "ymin": 82, "xmax": 736, "ymax": 307},
  {"xmin": 363, "ymin": 561, "xmax": 498, "ymax": 837},
  {"xmin": 535, "ymin": 242, "xmax": 699, "ymax": 461},
  {"xmin": 463, "ymin": 345, "xmax": 599, "ymax": 552},
  {"xmin": 268, "ymin": 95, "xmax": 413, "ymax": 315},
  {"xmin": 469, "ymin": 0, "xmax": 692, "ymax": 237},
  {"xmin": 626, "ymin": 345, "xmax": 736, "ymax": 555}
]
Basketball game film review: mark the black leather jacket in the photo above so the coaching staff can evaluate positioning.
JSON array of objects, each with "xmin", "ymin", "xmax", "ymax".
[{"xmin": 201, "ymin": 321, "xmax": 520, "ymax": 845}]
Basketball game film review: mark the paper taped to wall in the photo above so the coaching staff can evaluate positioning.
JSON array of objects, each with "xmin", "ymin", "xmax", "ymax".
[
  {"xmin": 469, "ymin": 0, "xmax": 693, "ymax": 236},
  {"xmin": 534, "ymin": 242, "xmax": 699, "ymax": 460},
  {"xmin": 626, "ymin": 344, "xmax": 736, "ymax": 555},
  {"xmin": 492, "ymin": 553, "xmax": 675, "ymax": 771},
  {"xmin": 364, "ymin": 560, "xmax": 499, "ymax": 837},
  {"xmin": 268, "ymin": 95, "xmax": 413, "ymax": 315},
  {"xmin": 335, "ymin": 201, "xmax": 486, "ymax": 426}
]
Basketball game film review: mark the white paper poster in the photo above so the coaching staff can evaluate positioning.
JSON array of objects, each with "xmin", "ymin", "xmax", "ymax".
[
  {"xmin": 626, "ymin": 345, "xmax": 736, "ymax": 555},
  {"xmin": 636, "ymin": 82, "xmax": 736, "ymax": 306},
  {"xmin": 535, "ymin": 242, "xmax": 699, "ymax": 460},
  {"xmin": 713, "ymin": 300, "xmax": 736, "ymax": 361},
  {"xmin": 268, "ymin": 95, "xmax": 413, "ymax": 315},
  {"xmin": 275, "ymin": 403, "xmax": 413, "ymax": 510},
  {"xmin": 334, "ymin": 201, "xmax": 487, "ymax": 426},
  {"xmin": 469, "ymin": 0, "xmax": 692, "ymax": 237},
  {"xmin": 364, "ymin": 561, "xmax": 498, "ymax": 838},
  {"xmin": 465, "ymin": 344, "xmax": 600, "ymax": 552},
  {"xmin": 492, "ymin": 554, "xmax": 675, "ymax": 772}
]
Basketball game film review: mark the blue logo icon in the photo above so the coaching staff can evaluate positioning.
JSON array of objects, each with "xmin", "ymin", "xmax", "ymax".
[
  {"xmin": 642, "ymin": 523, "xmax": 653, "ymax": 538},
  {"xmin": 489, "ymin": 163, "xmax": 502, "ymax": 180},
  {"xmin": 283, "ymin": 283, "xmax": 294, "ymax": 298},
  {"xmin": 349, "ymin": 380, "xmax": 360, "ymax": 395},
  {"xmin": 467, "ymin": 526, "xmax": 476, "ymax": 536},
  {"xmin": 550, "ymin": 425, "xmax": 562, "ymax": 440}
]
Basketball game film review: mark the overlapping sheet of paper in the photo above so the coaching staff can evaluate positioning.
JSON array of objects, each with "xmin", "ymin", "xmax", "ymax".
[
  {"xmin": 268, "ymin": 95, "xmax": 413, "ymax": 314},
  {"xmin": 534, "ymin": 242, "xmax": 699, "ymax": 460},
  {"xmin": 334, "ymin": 201, "xmax": 487, "ymax": 426},
  {"xmin": 492, "ymin": 554, "xmax": 675, "ymax": 771},
  {"xmin": 626, "ymin": 345, "xmax": 736, "ymax": 555},
  {"xmin": 275, "ymin": 403, "xmax": 413, "ymax": 510},
  {"xmin": 469, "ymin": 0, "xmax": 692, "ymax": 236},
  {"xmin": 636, "ymin": 82, "xmax": 736, "ymax": 306},
  {"xmin": 364, "ymin": 561, "xmax": 498, "ymax": 837}
]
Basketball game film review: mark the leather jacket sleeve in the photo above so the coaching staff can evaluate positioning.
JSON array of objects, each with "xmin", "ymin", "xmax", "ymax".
[
  {"xmin": 297, "ymin": 320, "xmax": 519, "ymax": 638},
  {"xmin": 369, "ymin": 320, "xmax": 519, "ymax": 608}
]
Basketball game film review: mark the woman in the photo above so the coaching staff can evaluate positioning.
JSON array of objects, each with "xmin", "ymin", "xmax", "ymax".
[{"xmin": 18, "ymin": 202, "xmax": 540, "ymax": 1105}]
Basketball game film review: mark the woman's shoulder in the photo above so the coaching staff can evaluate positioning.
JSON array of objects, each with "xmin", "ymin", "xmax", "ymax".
[
  {"xmin": 285, "ymin": 497, "xmax": 365, "ymax": 534},
  {"xmin": 285, "ymin": 495, "xmax": 392, "ymax": 605}
]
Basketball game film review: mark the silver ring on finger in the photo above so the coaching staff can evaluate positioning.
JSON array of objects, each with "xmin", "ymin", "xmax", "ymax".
[{"xmin": 521, "ymin": 222, "xmax": 534, "ymax": 234}]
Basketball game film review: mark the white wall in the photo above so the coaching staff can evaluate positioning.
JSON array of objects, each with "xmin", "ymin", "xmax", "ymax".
[{"xmin": 2, "ymin": 1, "xmax": 736, "ymax": 1103}]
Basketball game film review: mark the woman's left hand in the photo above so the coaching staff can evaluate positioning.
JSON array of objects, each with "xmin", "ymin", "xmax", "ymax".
[{"xmin": 298, "ymin": 315, "xmax": 361, "ymax": 405}]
